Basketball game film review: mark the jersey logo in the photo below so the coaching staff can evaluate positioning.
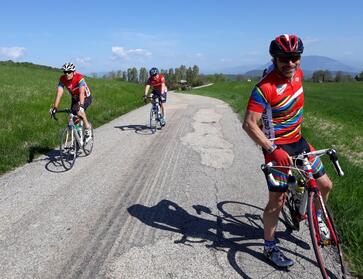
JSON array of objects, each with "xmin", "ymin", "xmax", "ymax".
[{"xmin": 276, "ymin": 83, "xmax": 287, "ymax": 95}]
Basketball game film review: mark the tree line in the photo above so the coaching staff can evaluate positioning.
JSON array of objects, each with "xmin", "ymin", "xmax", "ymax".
[
  {"xmin": 98, "ymin": 65, "xmax": 207, "ymax": 90},
  {"xmin": 311, "ymin": 70, "xmax": 357, "ymax": 82}
]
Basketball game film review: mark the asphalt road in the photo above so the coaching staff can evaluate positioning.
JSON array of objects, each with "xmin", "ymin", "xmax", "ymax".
[{"xmin": 0, "ymin": 92, "xmax": 351, "ymax": 278}]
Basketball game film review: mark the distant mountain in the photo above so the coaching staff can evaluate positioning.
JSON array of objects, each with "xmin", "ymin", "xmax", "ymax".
[
  {"xmin": 217, "ymin": 56, "xmax": 359, "ymax": 78},
  {"xmin": 300, "ymin": 55, "xmax": 357, "ymax": 72}
]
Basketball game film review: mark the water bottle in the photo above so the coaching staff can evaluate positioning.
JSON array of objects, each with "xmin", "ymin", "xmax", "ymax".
[
  {"xmin": 75, "ymin": 123, "xmax": 81, "ymax": 131},
  {"xmin": 296, "ymin": 178, "xmax": 305, "ymax": 193}
]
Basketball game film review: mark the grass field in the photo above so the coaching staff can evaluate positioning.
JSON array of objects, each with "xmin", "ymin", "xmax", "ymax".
[
  {"xmin": 0, "ymin": 62, "xmax": 144, "ymax": 174},
  {"xmin": 188, "ymin": 81, "xmax": 363, "ymax": 277}
]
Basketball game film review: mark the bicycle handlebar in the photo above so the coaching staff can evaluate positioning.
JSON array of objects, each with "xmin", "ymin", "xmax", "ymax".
[
  {"xmin": 261, "ymin": 148, "xmax": 344, "ymax": 187},
  {"xmin": 50, "ymin": 108, "xmax": 73, "ymax": 121}
]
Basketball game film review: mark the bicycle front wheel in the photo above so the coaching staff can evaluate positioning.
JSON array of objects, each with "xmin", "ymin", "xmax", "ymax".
[
  {"xmin": 60, "ymin": 127, "xmax": 78, "ymax": 170},
  {"xmin": 82, "ymin": 123, "xmax": 94, "ymax": 156},
  {"xmin": 150, "ymin": 109, "xmax": 157, "ymax": 133},
  {"xmin": 307, "ymin": 191, "xmax": 346, "ymax": 278}
]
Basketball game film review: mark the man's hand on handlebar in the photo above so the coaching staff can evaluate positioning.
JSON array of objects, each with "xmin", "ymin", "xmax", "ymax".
[
  {"xmin": 267, "ymin": 147, "xmax": 292, "ymax": 166},
  {"xmin": 49, "ymin": 107, "xmax": 57, "ymax": 118}
]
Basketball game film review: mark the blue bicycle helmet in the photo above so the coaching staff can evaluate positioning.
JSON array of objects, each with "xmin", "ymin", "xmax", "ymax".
[{"xmin": 149, "ymin": 67, "xmax": 159, "ymax": 76}]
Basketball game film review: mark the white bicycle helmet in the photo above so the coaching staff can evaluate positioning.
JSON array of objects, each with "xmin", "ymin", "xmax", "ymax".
[{"xmin": 62, "ymin": 62, "xmax": 76, "ymax": 72}]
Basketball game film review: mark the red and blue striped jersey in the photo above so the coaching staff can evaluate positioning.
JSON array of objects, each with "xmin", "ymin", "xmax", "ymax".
[{"xmin": 247, "ymin": 67, "xmax": 304, "ymax": 144}]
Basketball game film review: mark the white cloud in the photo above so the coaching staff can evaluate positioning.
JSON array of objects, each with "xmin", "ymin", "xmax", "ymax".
[
  {"xmin": 75, "ymin": 57, "xmax": 91, "ymax": 67},
  {"xmin": 0, "ymin": 47, "xmax": 26, "ymax": 59},
  {"xmin": 111, "ymin": 46, "xmax": 152, "ymax": 60}
]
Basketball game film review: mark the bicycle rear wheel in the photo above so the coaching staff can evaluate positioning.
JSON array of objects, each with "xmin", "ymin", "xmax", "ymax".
[
  {"xmin": 60, "ymin": 127, "xmax": 78, "ymax": 170},
  {"xmin": 281, "ymin": 191, "xmax": 300, "ymax": 231},
  {"xmin": 307, "ymin": 191, "xmax": 346, "ymax": 278},
  {"xmin": 150, "ymin": 109, "xmax": 157, "ymax": 133},
  {"xmin": 82, "ymin": 123, "xmax": 94, "ymax": 156}
]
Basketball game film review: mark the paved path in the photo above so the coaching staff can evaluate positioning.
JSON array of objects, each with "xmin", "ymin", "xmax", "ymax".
[{"xmin": 0, "ymin": 92, "xmax": 350, "ymax": 278}]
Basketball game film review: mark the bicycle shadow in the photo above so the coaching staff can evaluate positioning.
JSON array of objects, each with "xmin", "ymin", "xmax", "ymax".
[
  {"xmin": 128, "ymin": 199, "xmax": 320, "ymax": 278},
  {"xmin": 26, "ymin": 145, "xmax": 66, "ymax": 173},
  {"xmin": 43, "ymin": 149, "xmax": 70, "ymax": 173},
  {"xmin": 114, "ymin": 124, "xmax": 154, "ymax": 135}
]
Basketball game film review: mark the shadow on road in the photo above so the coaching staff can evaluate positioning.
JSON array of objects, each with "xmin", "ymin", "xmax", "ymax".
[
  {"xmin": 128, "ymin": 199, "xmax": 318, "ymax": 278},
  {"xmin": 114, "ymin": 124, "xmax": 154, "ymax": 135},
  {"xmin": 27, "ymin": 145, "xmax": 67, "ymax": 173}
]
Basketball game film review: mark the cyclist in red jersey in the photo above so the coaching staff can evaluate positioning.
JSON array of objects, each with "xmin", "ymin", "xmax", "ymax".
[
  {"xmin": 243, "ymin": 35, "xmax": 333, "ymax": 268},
  {"xmin": 143, "ymin": 67, "xmax": 167, "ymax": 126},
  {"xmin": 50, "ymin": 62, "xmax": 93, "ymax": 139}
]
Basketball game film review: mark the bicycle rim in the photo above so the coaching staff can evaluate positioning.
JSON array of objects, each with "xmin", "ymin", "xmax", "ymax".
[
  {"xmin": 150, "ymin": 110, "xmax": 157, "ymax": 133},
  {"xmin": 281, "ymin": 191, "xmax": 300, "ymax": 231},
  {"xmin": 82, "ymin": 124, "xmax": 94, "ymax": 156},
  {"xmin": 60, "ymin": 128, "xmax": 77, "ymax": 170},
  {"xmin": 307, "ymin": 191, "xmax": 346, "ymax": 278}
]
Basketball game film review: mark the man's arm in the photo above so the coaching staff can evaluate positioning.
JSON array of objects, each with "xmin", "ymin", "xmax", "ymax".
[
  {"xmin": 52, "ymin": 86, "xmax": 64, "ymax": 109},
  {"xmin": 242, "ymin": 110, "xmax": 276, "ymax": 152},
  {"xmin": 161, "ymin": 81, "xmax": 166, "ymax": 94},
  {"xmin": 144, "ymin": 84, "xmax": 150, "ymax": 97},
  {"xmin": 79, "ymin": 85, "xmax": 85, "ymax": 107}
]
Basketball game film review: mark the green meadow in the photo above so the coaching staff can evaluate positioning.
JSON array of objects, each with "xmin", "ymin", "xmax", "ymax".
[
  {"xmin": 188, "ymin": 81, "xmax": 363, "ymax": 276},
  {"xmin": 0, "ymin": 62, "xmax": 144, "ymax": 174}
]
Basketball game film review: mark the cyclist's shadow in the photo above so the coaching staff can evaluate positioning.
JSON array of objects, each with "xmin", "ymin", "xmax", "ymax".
[
  {"xmin": 114, "ymin": 124, "xmax": 154, "ymax": 135},
  {"xmin": 128, "ymin": 199, "xmax": 314, "ymax": 278}
]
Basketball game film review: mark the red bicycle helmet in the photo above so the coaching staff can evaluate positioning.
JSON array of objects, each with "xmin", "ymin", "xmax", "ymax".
[{"xmin": 269, "ymin": 34, "xmax": 304, "ymax": 57}]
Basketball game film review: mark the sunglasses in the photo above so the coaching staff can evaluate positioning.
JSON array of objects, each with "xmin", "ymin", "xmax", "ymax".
[
  {"xmin": 277, "ymin": 56, "xmax": 301, "ymax": 63},
  {"xmin": 64, "ymin": 71, "xmax": 74, "ymax": 74}
]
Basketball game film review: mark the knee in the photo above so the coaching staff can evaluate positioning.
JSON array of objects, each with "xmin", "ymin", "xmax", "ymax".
[
  {"xmin": 317, "ymin": 174, "xmax": 333, "ymax": 192},
  {"xmin": 267, "ymin": 193, "xmax": 285, "ymax": 211},
  {"xmin": 321, "ymin": 179, "xmax": 333, "ymax": 192}
]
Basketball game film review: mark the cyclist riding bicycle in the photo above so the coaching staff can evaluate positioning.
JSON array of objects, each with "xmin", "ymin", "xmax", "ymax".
[
  {"xmin": 143, "ymin": 67, "xmax": 167, "ymax": 126},
  {"xmin": 242, "ymin": 34, "xmax": 333, "ymax": 268},
  {"xmin": 49, "ymin": 62, "xmax": 93, "ymax": 140}
]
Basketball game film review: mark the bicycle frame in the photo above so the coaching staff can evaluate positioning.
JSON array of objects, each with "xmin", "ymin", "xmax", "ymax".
[
  {"xmin": 56, "ymin": 109, "xmax": 84, "ymax": 147},
  {"xmin": 262, "ymin": 149, "xmax": 344, "ymax": 245},
  {"xmin": 66, "ymin": 113, "xmax": 84, "ymax": 147},
  {"xmin": 150, "ymin": 98, "xmax": 161, "ymax": 117},
  {"xmin": 261, "ymin": 149, "xmax": 346, "ymax": 278}
]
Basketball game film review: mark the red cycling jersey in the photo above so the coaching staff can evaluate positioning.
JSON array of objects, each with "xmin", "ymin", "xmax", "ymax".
[
  {"xmin": 146, "ymin": 74, "xmax": 165, "ymax": 93},
  {"xmin": 247, "ymin": 66, "xmax": 304, "ymax": 145},
  {"xmin": 58, "ymin": 72, "xmax": 91, "ymax": 101}
]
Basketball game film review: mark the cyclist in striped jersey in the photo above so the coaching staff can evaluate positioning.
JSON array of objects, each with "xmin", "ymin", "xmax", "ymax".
[{"xmin": 243, "ymin": 34, "xmax": 333, "ymax": 268}]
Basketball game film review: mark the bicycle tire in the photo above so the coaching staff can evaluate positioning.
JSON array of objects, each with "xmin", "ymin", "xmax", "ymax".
[
  {"xmin": 307, "ymin": 191, "xmax": 346, "ymax": 279},
  {"xmin": 281, "ymin": 191, "xmax": 300, "ymax": 231},
  {"xmin": 60, "ymin": 127, "xmax": 78, "ymax": 170},
  {"xmin": 150, "ymin": 109, "xmax": 157, "ymax": 133},
  {"xmin": 82, "ymin": 123, "xmax": 94, "ymax": 156}
]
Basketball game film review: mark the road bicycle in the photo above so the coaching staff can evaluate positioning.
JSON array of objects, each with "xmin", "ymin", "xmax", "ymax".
[
  {"xmin": 261, "ymin": 148, "xmax": 346, "ymax": 278},
  {"xmin": 145, "ymin": 96, "xmax": 164, "ymax": 133},
  {"xmin": 52, "ymin": 109, "xmax": 94, "ymax": 170}
]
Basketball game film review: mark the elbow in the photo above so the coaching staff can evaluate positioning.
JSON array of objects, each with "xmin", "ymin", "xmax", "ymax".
[{"xmin": 242, "ymin": 120, "xmax": 250, "ymax": 132}]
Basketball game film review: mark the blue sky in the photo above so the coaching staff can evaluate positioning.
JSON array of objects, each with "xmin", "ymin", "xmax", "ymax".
[{"xmin": 1, "ymin": 0, "xmax": 362, "ymax": 73}]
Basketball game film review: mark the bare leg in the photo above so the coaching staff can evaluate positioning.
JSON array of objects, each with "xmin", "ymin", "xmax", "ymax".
[
  {"xmin": 263, "ymin": 191, "xmax": 286, "ymax": 241},
  {"xmin": 316, "ymin": 174, "xmax": 332, "ymax": 203},
  {"xmin": 77, "ymin": 110, "xmax": 90, "ymax": 129}
]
